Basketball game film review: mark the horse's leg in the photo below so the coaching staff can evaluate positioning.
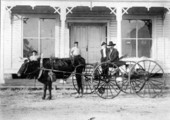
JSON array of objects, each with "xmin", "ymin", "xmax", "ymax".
[
  {"xmin": 47, "ymin": 81, "xmax": 52, "ymax": 100},
  {"xmin": 76, "ymin": 74, "xmax": 80, "ymax": 94},
  {"xmin": 76, "ymin": 70, "xmax": 83, "ymax": 97},
  {"xmin": 42, "ymin": 83, "xmax": 47, "ymax": 100}
]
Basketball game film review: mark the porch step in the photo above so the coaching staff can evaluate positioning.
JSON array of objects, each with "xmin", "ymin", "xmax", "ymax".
[{"xmin": 0, "ymin": 78, "xmax": 75, "ymax": 90}]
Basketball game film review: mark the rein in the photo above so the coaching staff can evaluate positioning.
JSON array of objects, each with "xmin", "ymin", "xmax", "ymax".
[
  {"xmin": 40, "ymin": 64, "xmax": 85, "ymax": 76},
  {"xmin": 23, "ymin": 57, "xmax": 85, "ymax": 79}
]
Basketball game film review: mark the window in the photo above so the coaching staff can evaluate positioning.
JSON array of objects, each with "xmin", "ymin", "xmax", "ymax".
[
  {"xmin": 23, "ymin": 17, "xmax": 55, "ymax": 58},
  {"xmin": 23, "ymin": 18, "xmax": 38, "ymax": 57},
  {"xmin": 122, "ymin": 20, "xmax": 152, "ymax": 57}
]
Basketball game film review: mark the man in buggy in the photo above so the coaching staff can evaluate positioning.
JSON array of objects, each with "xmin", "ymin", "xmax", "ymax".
[
  {"xmin": 100, "ymin": 41, "xmax": 126, "ymax": 77},
  {"xmin": 107, "ymin": 41, "xmax": 126, "ymax": 66}
]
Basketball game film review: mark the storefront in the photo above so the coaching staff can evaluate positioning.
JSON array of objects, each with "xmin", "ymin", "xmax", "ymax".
[{"xmin": 1, "ymin": 0, "xmax": 170, "ymax": 83}]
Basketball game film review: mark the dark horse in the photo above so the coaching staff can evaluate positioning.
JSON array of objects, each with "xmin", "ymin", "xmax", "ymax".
[{"xmin": 17, "ymin": 57, "xmax": 85, "ymax": 100}]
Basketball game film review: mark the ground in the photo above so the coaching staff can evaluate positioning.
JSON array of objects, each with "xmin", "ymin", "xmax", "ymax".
[{"xmin": 0, "ymin": 86, "xmax": 170, "ymax": 120}]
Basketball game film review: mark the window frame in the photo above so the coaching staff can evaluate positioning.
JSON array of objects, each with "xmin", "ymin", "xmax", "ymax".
[
  {"xmin": 22, "ymin": 15, "xmax": 56, "ymax": 58},
  {"xmin": 122, "ymin": 19, "xmax": 153, "ymax": 58}
]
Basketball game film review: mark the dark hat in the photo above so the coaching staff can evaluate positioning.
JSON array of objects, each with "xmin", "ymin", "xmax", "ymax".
[
  {"xmin": 101, "ymin": 41, "xmax": 106, "ymax": 46},
  {"xmin": 74, "ymin": 41, "xmax": 78, "ymax": 44},
  {"xmin": 107, "ymin": 41, "xmax": 116, "ymax": 46},
  {"xmin": 32, "ymin": 50, "xmax": 37, "ymax": 53}
]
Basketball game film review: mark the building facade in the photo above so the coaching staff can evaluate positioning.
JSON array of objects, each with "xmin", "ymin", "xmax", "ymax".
[{"xmin": 1, "ymin": 0, "xmax": 170, "ymax": 83}]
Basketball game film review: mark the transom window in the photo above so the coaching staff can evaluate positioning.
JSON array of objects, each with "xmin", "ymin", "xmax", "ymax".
[{"xmin": 122, "ymin": 20, "xmax": 152, "ymax": 57}]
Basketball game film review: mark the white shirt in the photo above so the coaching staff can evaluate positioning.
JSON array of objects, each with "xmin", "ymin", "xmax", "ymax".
[
  {"xmin": 71, "ymin": 47, "xmax": 81, "ymax": 56},
  {"xmin": 101, "ymin": 46, "xmax": 106, "ymax": 58},
  {"xmin": 30, "ymin": 55, "xmax": 39, "ymax": 61},
  {"xmin": 103, "ymin": 48, "xmax": 106, "ymax": 58}
]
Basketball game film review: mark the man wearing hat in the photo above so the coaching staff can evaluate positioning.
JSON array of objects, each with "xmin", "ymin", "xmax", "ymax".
[
  {"xmin": 107, "ymin": 41, "xmax": 119, "ymax": 62},
  {"xmin": 100, "ymin": 41, "xmax": 109, "ymax": 63},
  {"xmin": 100, "ymin": 41, "xmax": 110, "ymax": 76}
]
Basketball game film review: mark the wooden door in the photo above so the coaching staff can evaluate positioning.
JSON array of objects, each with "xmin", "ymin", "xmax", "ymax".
[
  {"xmin": 70, "ymin": 23, "xmax": 106, "ymax": 63},
  {"xmin": 70, "ymin": 25, "xmax": 88, "ymax": 60},
  {"xmin": 87, "ymin": 25, "xmax": 106, "ymax": 63}
]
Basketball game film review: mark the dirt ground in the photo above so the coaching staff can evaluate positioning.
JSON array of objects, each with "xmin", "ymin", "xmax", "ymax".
[{"xmin": 0, "ymin": 88, "xmax": 170, "ymax": 120}]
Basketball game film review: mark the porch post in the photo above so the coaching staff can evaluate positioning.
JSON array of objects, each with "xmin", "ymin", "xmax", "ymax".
[
  {"xmin": 116, "ymin": 7, "xmax": 122, "ymax": 56},
  {"xmin": 60, "ymin": 6, "xmax": 66, "ymax": 58},
  {"xmin": 0, "ymin": 5, "xmax": 5, "ymax": 84}
]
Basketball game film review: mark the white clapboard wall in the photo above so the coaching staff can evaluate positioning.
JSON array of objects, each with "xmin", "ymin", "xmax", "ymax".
[{"xmin": 163, "ymin": 14, "xmax": 170, "ymax": 73}]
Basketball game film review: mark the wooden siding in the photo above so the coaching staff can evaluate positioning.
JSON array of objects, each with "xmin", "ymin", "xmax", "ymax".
[
  {"xmin": 109, "ymin": 17, "xmax": 117, "ymax": 44},
  {"xmin": 3, "ymin": 11, "xmax": 12, "ymax": 70},
  {"xmin": 153, "ymin": 15, "xmax": 170, "ymax": 73},
  {"xmin": 11, "ymin": 15, "xmax": 22, "ymax": 69},
  {"xmin": 164, "ymin": 14, "xmax": 170, "ymax": 73},
  {"xmin": 55, "ymin": 16, "xmax": 60, "ymax": 57},
  {"xmin": 153, "ymin": 16, "xmax": 165, "ymax": 70}
]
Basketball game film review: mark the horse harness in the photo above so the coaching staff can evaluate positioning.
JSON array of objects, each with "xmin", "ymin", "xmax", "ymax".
[{"xmin": 37, "ymin": 57, "xmax": 85, "ymax": 82}]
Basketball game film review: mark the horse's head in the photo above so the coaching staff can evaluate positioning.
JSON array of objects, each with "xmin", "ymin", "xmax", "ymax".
[{"xmin": 17, "ymin": 60, "xmax": 40, "ymax": 78}]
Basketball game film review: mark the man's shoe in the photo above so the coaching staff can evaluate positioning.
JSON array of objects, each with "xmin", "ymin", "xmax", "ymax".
[{"xmin": 75, "ymin": 93, "xmax": 80, "ymax": 98}]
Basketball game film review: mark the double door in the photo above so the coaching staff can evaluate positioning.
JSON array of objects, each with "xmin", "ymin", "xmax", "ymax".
[{"xmin": 70, "ymin": 23, "xmax": 106, "ymax": 63}]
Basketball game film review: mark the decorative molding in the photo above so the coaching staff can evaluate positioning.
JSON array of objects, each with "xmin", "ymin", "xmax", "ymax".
[
  {"xmin": 6, "ymin": 6, "xmax": 16, "ymax": 13},
  {"xmin": 66, "ymin": 7, "xmax": 74, "ymax": 15},
  {"xmin": 165, "ymin": 7, "xmax": 170, "ymax": 14},
  {"xmin": 53, "ymin": 7, "xmax": 60, "ymax": 14},
  {"xmin": 122, "ymin": 7, "xmax": 130, "ymax": 15},
  {"xmin": 108, "ymin": 7, "xmax": 116, "ymax": 15},
  {"xmin": 108, "ymin": 7, "xmax": 130, "ymax": 16},
  {"xmin": 146, "ymin": 7, "xmax": 150, "ymax": 11},
  {"xmin": 30, "ymin": 5, "xmax": 36, "ymax": 10},
  {"xmin": 90, "ymin": 1, "xmax": 93, "ymax": 11},
  {"xmin": 53, "ymin": 6, "xmax": 74, "ymax": 16}
]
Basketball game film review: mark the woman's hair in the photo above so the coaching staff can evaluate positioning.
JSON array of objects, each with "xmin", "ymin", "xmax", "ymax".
[{"xmin": 32, "ymin": 50, "xmax": 37, "ymax": 54}]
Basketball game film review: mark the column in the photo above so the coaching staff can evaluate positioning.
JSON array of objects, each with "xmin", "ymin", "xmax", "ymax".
[
  {"xmin": 116, "ymin": 7, "xmax": 122, "ymax": 56},
  {"xmin": 60, "ymin": 6, "xmax": 66, "ymax": 58},
  {"xmin": 0, "ymin": 5, "xmax": 5, "ymax": 84}
]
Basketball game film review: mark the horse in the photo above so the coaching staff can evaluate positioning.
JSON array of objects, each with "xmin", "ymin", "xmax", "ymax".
[{"xmin": 17, "ymin": 56, "xmax": 86, "ymax": 100}]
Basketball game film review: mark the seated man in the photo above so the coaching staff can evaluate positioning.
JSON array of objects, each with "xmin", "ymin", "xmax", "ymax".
[
  {"xmin": 100, "ymin": 41, "xmax": 109, "ymax": 76},
  {"xmin": 107, "ymin": 41, "xmax": 125, "ymax": 67},
  {"xmin": 100, "ymin": 41, "xmax": 109, "ymax": 63}
]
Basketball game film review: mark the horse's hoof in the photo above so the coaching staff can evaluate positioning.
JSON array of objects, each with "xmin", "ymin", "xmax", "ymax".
[
  {"xmin": 75, "ymin": 93, "xmax": 80, "ymax": 98},
  {"xmin": 79, "ymin": 94, "xmax": 83, "ymax": 98},
  {"xmin": 47, "ymin": 96, "xmax": 52, "ymax": 100}
]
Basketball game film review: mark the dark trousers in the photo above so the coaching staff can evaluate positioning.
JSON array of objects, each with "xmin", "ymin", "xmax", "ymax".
[
  {"xmin": 101, "ymin": 57, "xmax": 108, "ymax": 76},
  {"xmin": 73, "ymin": 55, "xmax": 81, "ymax": 66}
]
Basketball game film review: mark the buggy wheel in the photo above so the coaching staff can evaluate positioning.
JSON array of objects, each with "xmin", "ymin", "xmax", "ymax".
[
  {"xmin": 118, "ymin": 61, "xmax": 136, "ymax": 93},
  {"xmin": 92, "ymin": 62, "xmax": 121, "ymax": 99},
  {"xmin": 129, "ymin": 60, "xmax": 165, "ymax": 98},
  {"xmin": 72, "ymin": 64, "xmax": 94, "ymax": 94}
]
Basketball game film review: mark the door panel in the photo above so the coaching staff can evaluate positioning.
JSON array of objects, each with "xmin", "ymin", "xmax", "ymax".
[
  {"xmin": 70, "ymin": 24, "xmax": 88, "ymax": 60},
  {"xmin": 88, "ymin": 25, "xmax": 105, "ymax": 63},
  {"xmin": 70, "ymin": 23, "xmax": 106, "ymax": 63}
]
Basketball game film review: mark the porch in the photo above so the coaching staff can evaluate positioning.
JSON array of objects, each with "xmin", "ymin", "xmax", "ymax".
[{"xmin": 1, "ymin": 0, "xmax": 170, "ymax": 84}]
